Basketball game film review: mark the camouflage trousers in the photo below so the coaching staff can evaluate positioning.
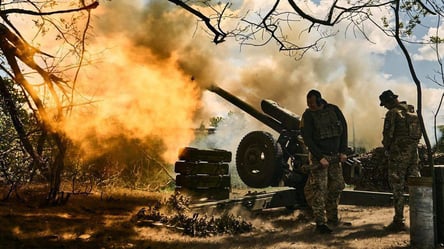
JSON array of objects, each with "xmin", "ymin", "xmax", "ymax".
[
  {"xmin": 388, "ymin": 141, "xmax": 420, "ymax": 223},
  {"xmin": 304, "ymin": 155, "xmax": 345, "ymax": 225}
]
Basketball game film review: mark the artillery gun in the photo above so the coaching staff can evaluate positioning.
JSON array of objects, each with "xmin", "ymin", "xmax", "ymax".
[
  {"xmin": 184, "ymin": 85, "xmax": 419, "ymax": 211},
  {"xmin": 208, "ymin": 85, "xmax": 310, "ymax": 193},
  {"xmin": 197, "ymin": 86, "xmax": 444, "ymax": 244}
]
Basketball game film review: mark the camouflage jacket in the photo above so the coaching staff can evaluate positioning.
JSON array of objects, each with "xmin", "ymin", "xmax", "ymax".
[{"xmin": 382, "ymin": 101, "xmax": 419, "ymax": 151}]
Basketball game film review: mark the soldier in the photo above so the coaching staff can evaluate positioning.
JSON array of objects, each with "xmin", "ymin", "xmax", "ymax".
[
  {"xmin": 301, "ymin": 89, "xmax": 348, "ymax": 234},
  {"xmin": 379, "ymin": 90, "xmax": 421, "ymax": 232}
]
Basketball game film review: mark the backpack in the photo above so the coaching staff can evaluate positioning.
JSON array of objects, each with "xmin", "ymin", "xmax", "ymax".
[{"xmin": 403, "ymin": 106, "xmax": 422, "ymax": 140}]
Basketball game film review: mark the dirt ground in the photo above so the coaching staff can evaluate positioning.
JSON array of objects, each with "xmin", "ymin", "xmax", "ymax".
[{"xmin": 0, "ymin": 188, "xmax": 426, "ymax": 249}]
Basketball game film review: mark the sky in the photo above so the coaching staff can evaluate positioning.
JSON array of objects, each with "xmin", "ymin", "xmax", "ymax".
[{"xmin": 10, "ymin": 0, "xmax": 444, "ymax": 164}]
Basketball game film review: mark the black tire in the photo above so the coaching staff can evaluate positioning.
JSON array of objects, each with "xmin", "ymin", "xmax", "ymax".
[{"xmin": 235, "ymin": 131, "xmax": 283, "ymax": 188}]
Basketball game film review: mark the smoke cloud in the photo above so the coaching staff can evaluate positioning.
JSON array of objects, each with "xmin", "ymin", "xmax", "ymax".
[
  {"xmin": 187, "ymin": 2, "xmax": 442, "ymax": 153},
  {"xmin": 62, "ymin": 1, "xmax": 214, "ymax": 162},
  {"xmin": 58, "ymin": 0, "xmax": 442, "ymax": 164}
]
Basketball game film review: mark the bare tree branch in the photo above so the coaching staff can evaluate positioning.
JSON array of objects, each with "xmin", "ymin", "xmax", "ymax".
[
  {"xmin": 1, "ymin": 1, "xmax": 99, "ymax": 16},
  {"xmin": 70, "ymin": 0, "xmax": 94, "ymax": 114},
  {"xmin": 168, "ymin": 0, "xmax": 227, "ymax": 43}
]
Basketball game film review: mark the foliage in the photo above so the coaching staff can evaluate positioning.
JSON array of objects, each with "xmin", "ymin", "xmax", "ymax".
[
  {"xmin": 0, "ymin": 79, "xmax": 42, "ymax": 199},
  {"xmin": 209, "ymin": 116, "xmax": 223, "ymax": 127},
  {"xmin": 63, "ymin": 135, "xmax": 173, "ymax": 195},
  {"xmin": 0, "ymin": 1, "xmax": 99, "ymax": 200}
]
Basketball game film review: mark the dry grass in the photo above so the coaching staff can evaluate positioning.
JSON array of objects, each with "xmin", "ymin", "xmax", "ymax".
[{"xmin": 0, "ymin": 186, "xmax": 415, "ymax": 249}]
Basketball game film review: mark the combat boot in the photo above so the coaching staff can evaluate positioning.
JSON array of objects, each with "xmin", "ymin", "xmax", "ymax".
[
  {"xmin": 327, "ymin": 218, "xmax": 352, "ymax": 227},
  {"xmin": 384, "ymin": 221, "xmax": 407, "ymax": 232},
  {"xmin": 315, "ymin": 224, "xmax": 332, "ymax": 234}
]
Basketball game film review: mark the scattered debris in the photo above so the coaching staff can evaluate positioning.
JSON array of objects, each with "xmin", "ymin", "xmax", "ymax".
[
  {"xmin": 165, "ymin": 191, "xmax": 191, "ymax": 213},
  {"xmin": 133, "ymin": 193, "xmax": 252, "ymax": 237}
]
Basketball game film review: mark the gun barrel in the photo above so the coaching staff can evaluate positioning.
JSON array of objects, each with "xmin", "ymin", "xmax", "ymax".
[
  {"xmin": 208, "ymin": 85, "xmax": 283, "ymax": 133},
  {"xmin": 261, "ymin": 99, "xmax": 300, "ymax": 131}
]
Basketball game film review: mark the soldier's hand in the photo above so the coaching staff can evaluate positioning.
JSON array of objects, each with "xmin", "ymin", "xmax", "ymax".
[
  {"xmin": 339, "ymin": 153, "xmax": 347, "ymax": 163},
  {"xmin": 320, "ymin": 157, "xmax": 329, "ymax": 168}
]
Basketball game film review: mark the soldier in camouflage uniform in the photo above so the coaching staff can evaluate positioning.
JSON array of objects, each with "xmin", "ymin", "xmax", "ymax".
[
  {"xmin": 379, "ymin": 90, "xmax": 421, "ymax": 232},
  {"xmin": 301, "ymin": 90, "xmax": 348, "ymax": 234}
]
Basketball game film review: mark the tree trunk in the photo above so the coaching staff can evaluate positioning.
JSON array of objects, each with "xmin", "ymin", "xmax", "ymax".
[{"xmin": 47, "ymin": 133, "xmax": 68, "ymax": 201}]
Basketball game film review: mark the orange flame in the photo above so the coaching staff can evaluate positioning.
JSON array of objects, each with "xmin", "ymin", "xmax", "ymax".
[{"xmin": 63, "ymin": 35, "xmax": 201, "ymax": 162}]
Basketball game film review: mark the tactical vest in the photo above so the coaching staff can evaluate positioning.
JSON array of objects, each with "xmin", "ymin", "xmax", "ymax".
[{"xmin": 310, "ymin": 105, "xmax": 343, "ymax": 140}]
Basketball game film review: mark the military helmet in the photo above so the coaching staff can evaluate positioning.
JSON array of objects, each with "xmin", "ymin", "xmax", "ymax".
[{"xmin": 379, "ymin": 90, "xmax": 398, "ymax": 106}]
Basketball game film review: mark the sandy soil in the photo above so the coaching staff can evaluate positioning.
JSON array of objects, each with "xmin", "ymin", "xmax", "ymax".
[{"xmin": 0, "ymin": 189, "xmax": 422, "ymax": 249}]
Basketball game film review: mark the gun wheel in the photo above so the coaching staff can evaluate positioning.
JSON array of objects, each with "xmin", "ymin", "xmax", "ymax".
[{"xmin": 236, "ymin": 131, "xmax": 283, "ymax": 188}]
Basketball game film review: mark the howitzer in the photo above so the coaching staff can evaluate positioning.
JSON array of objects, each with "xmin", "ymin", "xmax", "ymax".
[
  {"xmin": 208, "ymin": 85, "xmax": 309, "ymax": 189},
  {"xmin": 208, "ymin": 85, "xmax": 361, "ymax": 190}
]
